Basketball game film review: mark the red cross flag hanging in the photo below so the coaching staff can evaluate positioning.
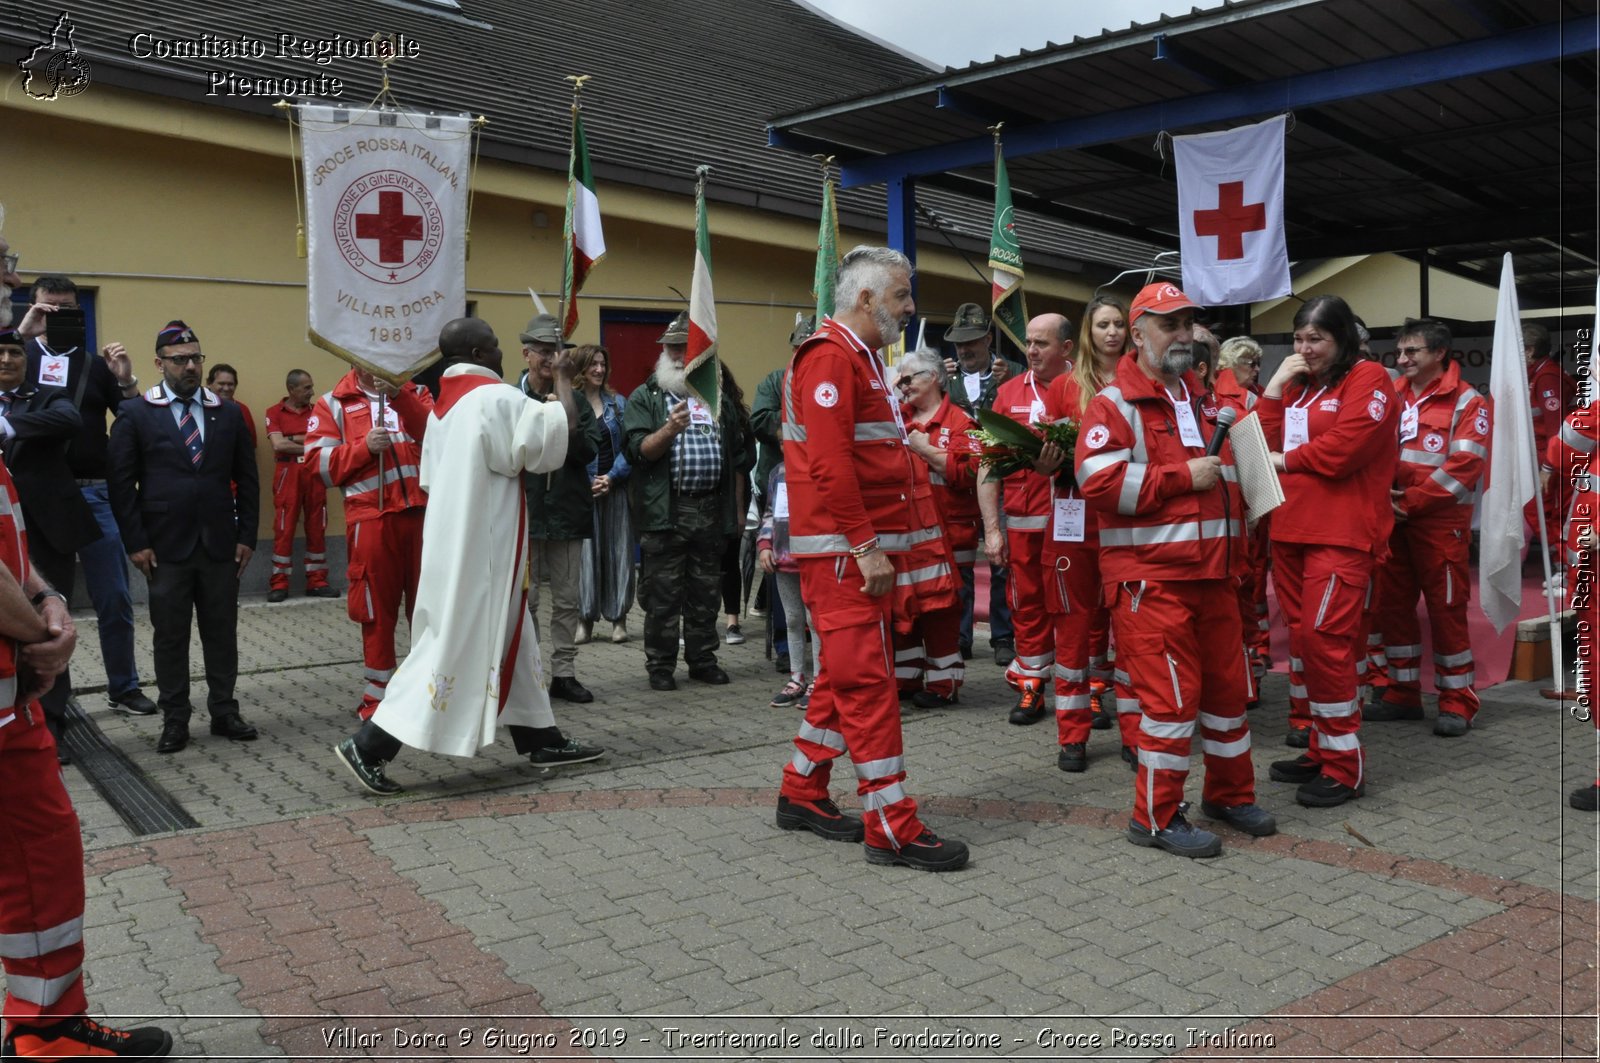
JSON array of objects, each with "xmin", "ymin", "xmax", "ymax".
[
  {"xmin": 1173, "ymin": 114, "xmax": 1291, "ymax": 307},
  {"xmin": 299, "ymin": 104, "xmax": 473, "ymax": 382}
]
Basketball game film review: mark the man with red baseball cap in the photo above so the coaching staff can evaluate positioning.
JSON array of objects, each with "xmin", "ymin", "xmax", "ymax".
[{"xmin": 1075, "ymin": 281, "xmax": 1273, "ymax": 858}]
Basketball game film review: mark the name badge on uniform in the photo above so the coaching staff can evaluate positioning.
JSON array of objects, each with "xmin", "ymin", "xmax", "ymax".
[
  {"xmin": 686, "ymin": 396, "xmax": 714, "ymax": 426},
  {"xmin": 773, "ymin": 482, "xmax": 790, "ymax": 520},
  {"xmin": 1399, "ymin": 405, "xmax": 1419, "ymax": 443},
  {"xmin": 1052, "ymin": 497, "xmax": 1086, "ymax": 542},
  {"xmin": 1284, "ymin": 406, "xmax": 1310, "ymax": 452},
  {"xmin": 39, "ymin": 355, "xmax": 68, "ymax": 388},
  {"xmin": 1028, "ymin": 400, "xmax": 1047, "ymax": 425},
  {"xmin": 1172, "ymin": 400, "xmax": 1205, "ymax": 449}
]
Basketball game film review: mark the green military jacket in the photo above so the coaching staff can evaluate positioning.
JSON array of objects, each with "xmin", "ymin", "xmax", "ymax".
[
  {"xmin": 622, "ymin": 372, "xmax": 755, "ymax": 536},
  {"xmin": 749, "ymin": 365, "xmax": 786, "ymax": 506},
  {"xmin": 519, "ymin": 372, "xmax": 603, "ymax": 541}
]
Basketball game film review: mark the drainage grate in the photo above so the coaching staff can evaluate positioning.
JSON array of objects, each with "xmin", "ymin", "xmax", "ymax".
[{"xmin": 61, "ymin": 701, "xmax": 200, "ymax": 835}]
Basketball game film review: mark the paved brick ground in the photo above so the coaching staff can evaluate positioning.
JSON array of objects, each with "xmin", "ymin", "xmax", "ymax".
[{"xmin": 41, "ymin": 595, "xmax": 1600, "ymax": 1060}]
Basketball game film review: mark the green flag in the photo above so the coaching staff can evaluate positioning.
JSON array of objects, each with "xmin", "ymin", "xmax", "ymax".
[
  {"xmin": 813, "ymin": 167, "xmax": 840, "ymax": 319},
  {"xmin": 989, "ymin": 139, "xmax": 1028, "ymax": 352}
]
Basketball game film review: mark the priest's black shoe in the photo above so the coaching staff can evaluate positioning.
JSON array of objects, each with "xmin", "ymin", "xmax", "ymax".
[
  {"xmin": 648, "ymin": 672, "xmax": 677, "ymax": 691},
  {"xmin": 689, "ymin": 665, "xmax": 730, "ymax": 685}
]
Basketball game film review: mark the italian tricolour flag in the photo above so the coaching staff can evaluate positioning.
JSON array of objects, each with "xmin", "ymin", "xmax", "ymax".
[
  {"xmin": 684, "ymin": 167, "xmax": 720, "ymax": 415},
  {"xmin": 560, "ymin": 106, "xmax": 606, "ymax": 338}
]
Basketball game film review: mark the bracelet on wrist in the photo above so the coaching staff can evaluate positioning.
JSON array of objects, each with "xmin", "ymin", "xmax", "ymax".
[{"xmin": 848, "ymin": 538, "xmax": 880, "ymax": 559}]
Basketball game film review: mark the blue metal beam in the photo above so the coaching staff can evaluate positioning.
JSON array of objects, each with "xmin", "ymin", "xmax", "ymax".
[
  {"xmin": 886, "ymin": 176, "xmax": 918, "ymax": 297},
  {"xmin": 840, "ymin": 15, "xmax": 1593, "ymax": 189}
]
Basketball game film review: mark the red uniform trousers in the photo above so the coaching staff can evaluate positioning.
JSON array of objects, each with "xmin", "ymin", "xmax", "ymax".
[
  {"xmin": 1273, "ymin": 542, "xmax": 1371, "ymax": 789},
  {"xmin": 1244, "ymin": 520, "xmax": 1273, "ymax": 675},
  {"xmin": 1525, "ymin": 475, "xmax": 1567, "ymax": 554},
  {"xmin": 893, "ymin": 600, "xmax": 965, "ymax": 699},
  {"xmin": 346, "ymin": 508, "xmax": 425, "ymax": 720},
  {"xmin": 782, "ymin": 556, "xmax": 924, "ymax": 850},
  {"xmin": 270, "ymin": 460, "xmax": 329, "ymax": 591},
  {"xmin": 0, "ymin": 707, "xmax": 88, "ymax": 1025},
  {"xmin": 1003, "ymin": 525, "xmax": 1054, "ymax": 690},
  {"xmin": 1043, "ymin": 543, "xmax": 1102, "ymax": 747},
  {"xmin": 1109, "ymin": 579, "xmax": 1255, "ymax": 832},
  {"xmin": 1376, "ymin": 522, "xmax": 1478, "ymax": 720}
]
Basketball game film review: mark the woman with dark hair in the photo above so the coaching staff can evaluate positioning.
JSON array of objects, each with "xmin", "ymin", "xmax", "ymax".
[
  {"xmin": 573, "ymin": 345, "xmax": 636, "ymax": 644},
  {"xmin": 1258, "ymin": 294, "xmax": 1399, "ymax": 809},
  {"xmin": 717, "ymin": 361, "xmax": 753, "ymax": 644}
]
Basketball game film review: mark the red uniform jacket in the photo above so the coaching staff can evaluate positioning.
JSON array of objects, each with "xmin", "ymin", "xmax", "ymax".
[
  {"xmin": 905, "ymin": 395, "xmax": 981, "ymax": 558},
  {"xmin": 1392, "ymin": 360, "xmax": 1489, "ymax": 528},
  {"xmin": 0, "ymin": 458, "xmax": 29, "ymax": 710},
  {"xmin": 1074, "ymin": 357, "xmax": 1245, "ymax": 583},
  {"xmin": 1529, "ymin": 356, "xmax": 1575, "ymax": 451},
  {"xmin": 305, "ymin": 370, "xmax": 433, "ymax": 523},
  {"xmin": 264, "ymin": 399, "xmax": 314, "ymax": 464},
  {"xmin": 1257, "ymin": 360, "xmax": 1399, "ymax": 556},
  {"xmin": 991, "ymin": 370, "xmax": 1060, "ymax": 530}
]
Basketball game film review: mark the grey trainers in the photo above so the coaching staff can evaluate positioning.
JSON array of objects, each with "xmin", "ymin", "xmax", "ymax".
[{"xmin": 334, "ymin": 737, "xmax": 403, "ymax": 796}]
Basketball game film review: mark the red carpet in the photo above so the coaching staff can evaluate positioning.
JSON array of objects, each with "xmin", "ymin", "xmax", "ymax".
[{"xmin": 974, "ymin": 562, "xmax": 1555, "ymax": 689}]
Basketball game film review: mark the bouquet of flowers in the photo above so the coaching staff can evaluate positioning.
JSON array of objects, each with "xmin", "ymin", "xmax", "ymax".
[{"xmin": 970, "ymin": 407, "xmax": 1081, "ymax": 490}]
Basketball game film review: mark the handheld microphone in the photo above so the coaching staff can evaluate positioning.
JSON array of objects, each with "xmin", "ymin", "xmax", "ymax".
[{"xmin": 1206, "ymin": 405, "xmax": 1238, "ymax": 457}]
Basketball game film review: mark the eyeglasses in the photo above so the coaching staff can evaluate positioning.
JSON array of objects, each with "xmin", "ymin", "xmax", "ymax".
[
  {"xmin": 1395, "ymin": 345, "xmax": 1432, "ymax": 357},
  {"xmin": 1, "ymin": 254, "xmax": 17, "ymax": 273},
  {"xmin": 1235, "ymin": 358, "xmax": 1261, "ymax": 367},
  {"xmin": 895, "ymin": 370, "xmax": 931, "ymax": 391},
  {"xmin": 160, "ymin": 353, "xmax": 205, "ymax": 366}
]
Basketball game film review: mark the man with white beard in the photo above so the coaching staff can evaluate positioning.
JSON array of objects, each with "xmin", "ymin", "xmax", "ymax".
[{"xmin": 622, "ymin": 312, "xmax": 754, "ymax": 691}]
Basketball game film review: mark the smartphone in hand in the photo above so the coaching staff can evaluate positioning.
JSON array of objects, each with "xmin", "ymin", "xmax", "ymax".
[{"xmin": 43, "ymin": 307, "xmax": 86, "ymax": 353}]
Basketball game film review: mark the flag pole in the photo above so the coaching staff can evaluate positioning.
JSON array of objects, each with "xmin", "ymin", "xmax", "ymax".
[
  {"xmin": 559, "ymin": 75, "xmax": 591, "ymax": 339},
  {"xmin": 1528, "ymin": 409, "xmax": 1566, "ymax": 691}
]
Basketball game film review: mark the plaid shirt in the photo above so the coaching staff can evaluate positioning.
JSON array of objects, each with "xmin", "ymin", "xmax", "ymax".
[{"xmin": 669, "ymin": 393, "xmax": 723, "ymax": 493}]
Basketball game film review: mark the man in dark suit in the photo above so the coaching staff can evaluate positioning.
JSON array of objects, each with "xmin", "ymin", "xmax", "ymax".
[
  {"xmin": 107, "ymin": 321, "xmax": 260, "ymax": 754},
  {"xmin": 0, "ymin": 325, "xmax": 99, "ymax": 759}
]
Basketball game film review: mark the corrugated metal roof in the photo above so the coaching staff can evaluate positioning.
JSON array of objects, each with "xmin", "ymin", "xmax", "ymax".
[
  {"xmin": 769, "ymin": 0, "xmax": 1597, "ymax": 309},
  {"xmin": 0, "ymin": 0, "xmax": 1167, "ymax": 278}
]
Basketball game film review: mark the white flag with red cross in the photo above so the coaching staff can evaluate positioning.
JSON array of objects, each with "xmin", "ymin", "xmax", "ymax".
[
  {"xmin": 1173, "ymin": 114, "xmax": 1291, "ymax": 307},
  {"xmin": 300, "ymin": 104, "xmax": 473, "ymax": 383}
]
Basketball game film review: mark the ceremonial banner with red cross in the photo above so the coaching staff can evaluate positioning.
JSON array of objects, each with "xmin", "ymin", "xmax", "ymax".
[
  {"xmin": 1173, "ymin": 114, "xmax": 1290, "ymax": 307},
  {"xmin": 299, "ymin": 104, "xmax": 473, "ymax": 382}
]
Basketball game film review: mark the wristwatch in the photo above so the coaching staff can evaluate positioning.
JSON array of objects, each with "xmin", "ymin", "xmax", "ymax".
[{"xmin": 30, "ymin": 588, "xmax": 68, "ymax": 608}]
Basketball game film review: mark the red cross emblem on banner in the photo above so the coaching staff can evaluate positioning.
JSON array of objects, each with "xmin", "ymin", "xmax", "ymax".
[
  {"xmin": 1193, "ymin": 181, "xmax": 1266, "ymax": 261},
  {"xmin": 356, "ymin": 190, "xmax": 424, "ymax": 264}
]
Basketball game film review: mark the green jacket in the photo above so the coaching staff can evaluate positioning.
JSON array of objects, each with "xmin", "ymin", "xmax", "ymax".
[
  {"xmin": 750, "ymin": 366, "xmax": 786, "ymax": 505},
  {"xmin": 622, "ymin": 373, "xmax": 755, "ymax": 536},
  {"xmin": 519, "ymin": 372, "xmax": 602, "ymax": 541}
]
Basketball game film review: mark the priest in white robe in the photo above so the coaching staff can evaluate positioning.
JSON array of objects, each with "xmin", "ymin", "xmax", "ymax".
[{"xmin": 334, "ymin": 317, "xmax": 604, "ymax": 795}]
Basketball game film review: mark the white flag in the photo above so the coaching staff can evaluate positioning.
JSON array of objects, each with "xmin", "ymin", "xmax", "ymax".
[
  {"xmin": 1174, "ymin": 114, "xmax": 1291, "ymax": 307},
  {"xmin": 300, "ymin": 104, "xmax": 472, "ymax": 382},
  {"xmin": 1480, "ymin": 253, "xmax": 1536, "ymax": 632}
]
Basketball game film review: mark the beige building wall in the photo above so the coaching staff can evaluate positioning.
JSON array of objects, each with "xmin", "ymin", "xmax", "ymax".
[{"xmin": 1252, "ymin": 253, "xmax": 1503, "ymax": 334}]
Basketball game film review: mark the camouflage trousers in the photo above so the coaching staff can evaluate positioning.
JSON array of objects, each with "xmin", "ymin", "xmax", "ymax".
[{"xmin": 639, "ymin": 492, "xmax": 724, "ymax": 676}]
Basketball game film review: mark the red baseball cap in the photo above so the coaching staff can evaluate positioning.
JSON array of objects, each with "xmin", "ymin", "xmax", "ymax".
[{"xmin": 1129, "ymin": 282, "xmax": 1201, "ymax": 323}]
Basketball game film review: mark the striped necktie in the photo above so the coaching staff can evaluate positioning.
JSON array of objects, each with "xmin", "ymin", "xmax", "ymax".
[{"xmin": 177, "ymin": 397, "xmax": 204, "ymax": 468}]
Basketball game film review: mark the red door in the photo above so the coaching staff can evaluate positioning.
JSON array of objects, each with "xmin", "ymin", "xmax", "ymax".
[{"xmin": 601, "ymin": 312, "xmax": 677, "ymax": 399}]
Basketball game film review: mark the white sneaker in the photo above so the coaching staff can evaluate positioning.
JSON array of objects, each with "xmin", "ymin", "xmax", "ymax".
[
  {"xmin": 574, "ymin": 620, "xmax": 592, "ymax": 645},
  {"xmin": 611, "ymin": 619, "xmax": 629, "ymax": 643},
  {"xmin": 725, "ymin": 624, "xmax": 746, "ymax": 645}
]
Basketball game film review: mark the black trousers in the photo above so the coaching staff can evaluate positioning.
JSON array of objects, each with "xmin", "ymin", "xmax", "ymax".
[
  {"xmin": 27, "ymin": 538, "xmax": 77, "ymax": 723},
  {"xmin": 146, "ymin": 547, "xmax": 239, "ymax": 722}
]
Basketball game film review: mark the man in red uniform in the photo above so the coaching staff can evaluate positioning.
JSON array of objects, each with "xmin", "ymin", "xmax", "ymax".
[
  {"xmin": 1370, "ymin": 319, "xmax": 1489, "ymax": 736},
  {"xmin": 775, "ymin": 245, "xmax": 968, "ymax": 872},
  {"xmin": 265, "ymin": 369, "xmax": 335, "ymax": 602},
  {"xmin": 0, "ymin": 426, "xmax": 172, "ymax": 1058},
  {"xmin": 306, "ymin": 368, "xmax": 433, "ymax": 720},
  {"xmin": 1525, "ymin": 323, "xmax": 1575, "ymax": 554},
  {"xmin": 1075, "ymin": 282, "xmax": 1274, "ymax": 858},
  {"xmin": 979, "ymin": 313, "xmax": 1075, "ymax": 724}
]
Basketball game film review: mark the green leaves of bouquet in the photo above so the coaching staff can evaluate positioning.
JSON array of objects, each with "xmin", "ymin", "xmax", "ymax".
[{"xmin": 969, "ymin": 407, "xmax": 1080, "ymax": 489}]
